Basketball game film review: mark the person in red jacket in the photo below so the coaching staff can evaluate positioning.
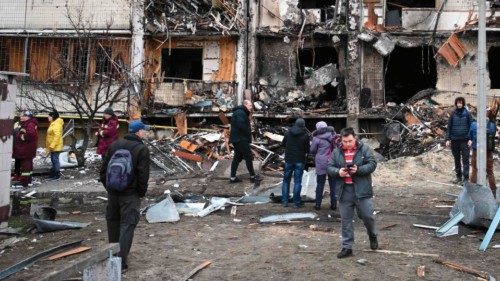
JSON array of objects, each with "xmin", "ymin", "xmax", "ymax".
[
  {"xmin": 12, "ymin": 110, "xmax": 38, "ymax": 187},
  {"xmin": 96, "ymin": 107, "xmax": 120, "ymax": 155}
]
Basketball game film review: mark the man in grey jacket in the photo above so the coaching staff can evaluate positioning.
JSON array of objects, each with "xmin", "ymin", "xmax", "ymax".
[{"xmin": 326, "ymin": 127, "xmax": 378, "ymax": 258}]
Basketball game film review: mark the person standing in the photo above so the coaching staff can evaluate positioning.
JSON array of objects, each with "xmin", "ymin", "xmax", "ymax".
[
  {"xmin": 99, "ymin": 120, "xmax": 151, "ymax": 271},
  {"xmin": 229, "ymin": 100, "xmax": 261, "ymax": 183},
  {"xmin": 469, "ymin": 107, "xmax": 498, "ymax": 197},
  {"xmin": 12, "ymin": 110, "xmax": 38, "ymax": 187},
  {"xmin": 445, "ymin": 97, "xmax": 472, "ymax": 184},
  {"xmin": 96, "ymin": 107, "xmax": 120, "ymax": 156},
  {"xmin": 310, "ymin": 121, "xmax": 339, "ymax": 210},
  {"xmin": 281, "ymin": 118, "xmax": 310, "ymax": 208},
  {"xmin": 46, "ymin": 109, "xmax": 64, "ymax": 180},
  {"xmin": 327, "ymin": 127, "xmax": 378, "ymax": 258}
]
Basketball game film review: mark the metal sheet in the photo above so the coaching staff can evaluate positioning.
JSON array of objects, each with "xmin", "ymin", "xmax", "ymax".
[
  {"xmin": 260, "ymin": 212, "xmax": 318, "ymax": 223},
  {"xmin": 33, "ymin": 219, "xmax": 90, "ymax": 233}
]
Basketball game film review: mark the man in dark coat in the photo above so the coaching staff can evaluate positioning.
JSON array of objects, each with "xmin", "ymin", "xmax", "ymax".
[
  {"xmin": 12, "ymin": 110, "xmax": 38, "ymax": 187},
  {"xmin": 99, "ymin": 120, "xmax": 150, "ymax": 271},
  {"xmin": 229, "ymin": 100, "xmax": 261, "ymax": 183},
  {"xmin": 96, "ymin": 107, "xmax": 119, "ymax": 155},
  {"xmin": 445, "ymin": 97, "xmax": 472, "ymax": 184},
  {"xmin": 327, "ymin": 127, "xmax": 378, "ymax": 259},
  {"xmin": 281, "ymin": 118, "xmax": 310, "ymax": 208}
]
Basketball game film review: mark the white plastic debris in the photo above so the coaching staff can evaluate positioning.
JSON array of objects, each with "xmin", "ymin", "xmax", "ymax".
[{"xmin": 146, "ymin": 193, "xmax": 180, "ymax": 223}]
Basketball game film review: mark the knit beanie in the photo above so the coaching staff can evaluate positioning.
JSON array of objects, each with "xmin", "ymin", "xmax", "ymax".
[{"xmin": 295, "ymin": 118, "xmax": 306, "ymax": 128}]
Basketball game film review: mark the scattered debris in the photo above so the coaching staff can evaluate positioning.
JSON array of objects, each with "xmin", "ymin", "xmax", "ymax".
[
  {"xmin": 433, "ymin": 258, "xmax": 492, "ymax": 280},
  {"xmin": 178, "ymin": 260, "xmax": 212, "ymax": 281},
  {"xmin": 356, "ymin": 259, "xmax": 368, "ymax": 266},
  {"xmin": 380, "ymin": 223, "xmax": 398, "ymax": 230},
  {"xmin": 33, "ymin": 219, "xmax": 91, "ymax": 233},
  {"xmin": 47, "ymin": 246, "xmax": 92, "ymax": 261},
  {"xmin": 416, "ymin": 265, "xmax": 425, "ymax": 278},
  {"xmin": 259, "ymin": 212, "xmax": 318, "ymax": 223},
  {"xmin": 308, "ymin": 224, "xmax": 333, "ymax": 233},
  {"xmin": 364, "ymin": 249, "xmax": 439, "ymax": 258},
  {"xmin": 0, "ymin": 237, "xmax": 27, "ymax": 251},
  {"xmin": 0, "ymin": 240, "xmax": 83, "ymax": 280},
  {"xmin": 146, "ymin": 192, "xmax": 180, "ymax": 223},
  {"xmin": 198, "ymin": 197, "xmax": 230, "ymax": 217}
]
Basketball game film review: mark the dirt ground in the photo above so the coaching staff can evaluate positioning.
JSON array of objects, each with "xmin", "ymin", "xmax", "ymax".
[{"xmin": 1, "ymin": 150, "xmax": 499, "ymax": 280}]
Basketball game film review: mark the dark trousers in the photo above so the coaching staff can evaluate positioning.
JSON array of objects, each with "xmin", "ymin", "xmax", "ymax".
[
  {"xmin": 15, "ymin": 158, "xmax": 34, "ymax": 187},
  {"xmin": 282, "ymin": 162, "xmax": 305, "ymax": 206},
  {"xmin": 230, "ymin": 141, "xmax": 255, "ymax": 178},
  {"xmin": 339, "ymin": 184, "xmax": 377, "ymax": 249},
  {"xmin": 106, "ymin": 192, "xmax": 141, "ymax": 265},
  {"xmin": 50, "ymin": 152, "xmax": 61, "ymax": 178},
  {"xmin": 451, "ymin": 140, "xmax": 470, "ymax": 180},
  {"xmin": 315, "ymin": 174, "xmax": 336, "ymax": 207}
]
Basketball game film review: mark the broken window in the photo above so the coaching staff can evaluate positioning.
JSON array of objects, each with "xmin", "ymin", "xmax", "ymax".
[
  {"xmin": 297, "ymin": 46, "xmax": 338, "ymax": 84},
  {"xmin": 96, "ymin": 46, "xmax": 112, "ymax": 75},
  {"xmin": 0, "ymin": 43, "xmax": 8, "ymax": 71},
  {"xmin": 488, "ymin": 46, "xmax": 500, "ymax": 89},
  {"xmin": 384, "ymin": 46, "xmax": 437, "ymax": 104},
  {"xmin": 386, "ymin": 0, "xmax": 435, "ymax": 26},
  {"xmin": 298, "ymin": 0, "xmax": 336, "ymax": 9},
  {"xmin": 161, "ymin": 48, "xmax": 203, "ymax": 80},
  {"xmin": 73, "ymin": 45, "xmax": 89, "ymax": 77}
]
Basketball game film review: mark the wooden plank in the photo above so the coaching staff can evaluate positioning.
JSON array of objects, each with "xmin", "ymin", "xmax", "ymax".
[
  {"xmin": 215, "ymin": 38, "xmax": 236, "ymax": 81},
  {"xmin": 173, "ymin": 150, "xmax": 203, "ymax": 162},
  {"xmin": 178, "ymin": 260, "xmax": 212, "ymax": 281},
  {"xmin": 363, "ymin": 249, "xmax": 439, "ymax": 258},
  {"xmin": 47, "ymin": 246, "xmax": 92, "ymax": 261},
  {"xmin": 433, "ymin": 258, "xmax": 490, "ymax": 280},
  {"xmin": 39, "ymin": 243, "xmax": 119, "ymax": 281}
]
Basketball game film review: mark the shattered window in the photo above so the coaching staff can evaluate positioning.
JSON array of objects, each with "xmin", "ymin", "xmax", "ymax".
[
  {"xmin": 0, "ymin": 43, "xmax": 8, "ymax": 71},
  {"xmin": 161, "ymin": 48, "xmax": 203, "ymax": 80},
  {"xmin": 386, "ymin": 0, "xmax": 435, "ymax": 26},
  {"xmin": 73, "ymin": 45, "xmax": 89, "ymax": 77},
  {"xmin": 96, "ymin": 46, "xmax": 112, "ymax": 75},
  {"xmin": 488, "ymin": 46, "xmax": 500, "ymax": 89}
]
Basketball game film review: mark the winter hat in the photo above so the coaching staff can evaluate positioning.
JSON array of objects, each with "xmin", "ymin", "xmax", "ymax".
[
  {"xmin": 22, "ymin": 110, "xmax": 33, "ymax": 117},
  {"xmin": 48, "ymin": 109, "xmax": 59, "ymax": 119},
  {"xmin": 129, "ymin": 120, "xmax": 150, "ymax": 134},
  {"xmin": 315, "ymin": 121, "xmax": 327, "ymax": 130},
  {"xmin": 104, "ymin": 107, "xmax": 115, "ymax": 116},
  {"xmin": 295, "ymin": 118, "xmax": 306, "ymax": 128}
]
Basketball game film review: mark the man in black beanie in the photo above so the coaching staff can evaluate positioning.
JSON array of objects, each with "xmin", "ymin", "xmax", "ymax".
[{"xmin": 281, "ymin": 118, "xmax": 310, "ymax": 208}]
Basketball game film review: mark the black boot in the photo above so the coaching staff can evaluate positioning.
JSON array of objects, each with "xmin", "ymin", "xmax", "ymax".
[
  {"xmin": 337, "ymin": 248, "xmax": 353, "ymax": 259},
  {"xmin": 369, "ymin": 236, "xmax": 378, "ymax": 250}
]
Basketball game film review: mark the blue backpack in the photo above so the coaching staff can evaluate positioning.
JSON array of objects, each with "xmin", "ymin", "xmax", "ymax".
[{"xmin": 106, "ymin": 142, "xmax": 141, "ymax": 191}]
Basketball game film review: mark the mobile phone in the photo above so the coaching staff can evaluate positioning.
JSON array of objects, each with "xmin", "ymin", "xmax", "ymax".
[{"xmin": 346, "ymin": 164, "xmax": 354, "ymax": 169}]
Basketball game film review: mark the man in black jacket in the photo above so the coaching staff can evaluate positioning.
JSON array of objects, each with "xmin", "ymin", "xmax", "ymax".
[
  {"xmin": 100, "ymin": 120, "xmax": 150, "ymax": 271},
  {"xmin": 229, "ymin": 100, "xmax": 261, "ymax": 183},
  {"xmin": 445, "ymin": 97, "xmax": 472, "ymax": 184},
  {"xmin": 281, "ymin": 118, "xmax": 310, "ymax": 208}
]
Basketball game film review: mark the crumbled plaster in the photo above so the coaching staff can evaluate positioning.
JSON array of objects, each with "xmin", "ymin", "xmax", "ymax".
[{"xmin": 279, "ymin": 0, "xmax": 301, "ymax": 25}]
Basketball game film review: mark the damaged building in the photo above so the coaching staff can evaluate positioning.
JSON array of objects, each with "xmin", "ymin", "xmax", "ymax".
[{"xmin": 0, "ymin": 0, "xmax": 499, "ymax": 134}]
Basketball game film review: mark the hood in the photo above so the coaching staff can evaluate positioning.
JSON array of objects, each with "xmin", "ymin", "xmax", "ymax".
[
  {"xmin": 315, "ymin": 131, "xmax": 333, "ymax": 141},
  {"xmin": 312, "ymin": 126, "xmax": 335, "ymax": 137},
  {"xmin": 104, "ymin": 115, "xmax": 119, "ymax": 123},
  {"xmin": 289, "ymin": 125, "xmax": 307, "ymax": 136},
  {"xmin": 124, "ymin": 133, "xmax": 143, "ymax": 143},
  {"xmin": 51, "ymin": 117, "xmax": 64, "ymax": 126}
]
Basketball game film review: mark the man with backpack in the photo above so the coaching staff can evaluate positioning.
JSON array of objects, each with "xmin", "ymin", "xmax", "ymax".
[
  {"xmin": 469, "ymin": 106, "xmax": 498, "ymax": 197},
  {"xmin": 99, "ymin": 120, "xmax": 151, "ymax": 271}
]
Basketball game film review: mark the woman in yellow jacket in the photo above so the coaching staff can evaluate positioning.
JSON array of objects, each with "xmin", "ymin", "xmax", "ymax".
[{"xmin": 46, "ymin": 109, "xmax": 64, "ymax": 180}]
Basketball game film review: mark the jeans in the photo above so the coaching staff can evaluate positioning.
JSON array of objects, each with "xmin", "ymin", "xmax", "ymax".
[
  {"xmin": 230, "ymin": 141, "xmax": 255, "ymax": 178},
  {"xmin": 106, "ymin": 192, "xmax": 141, "ymax": 265},
  {"xmin": 451, "ymin": 140, "xmax": 470, "ymax": 180},
  {"xmin": 339, "ymin": 184, "xmax": 377, "ymax": 249},
  {"xmin": 470, "ymin": 150, "xmax": 496, "ymax": 197},
  {"xmin": 50, "ymin": 152, "xmax": 61, "ymax": 178},
  {"xmin": 281, "ymin": 162, "xmax": 305, "ymax": 206},
  {"xmin": 315, "ymin": 174, "xmax": 336, "ymax": 207}
]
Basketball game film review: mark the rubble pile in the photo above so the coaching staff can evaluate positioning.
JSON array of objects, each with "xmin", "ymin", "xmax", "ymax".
[{"xmin": 145, "ymin": 0, "xmax": 243, "ymax": 35}]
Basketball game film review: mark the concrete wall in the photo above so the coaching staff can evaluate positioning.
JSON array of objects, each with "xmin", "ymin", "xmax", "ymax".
[
  {"xmin": 0, "ymin": 0, "xmax": 131, "ymax": 31},
  {"xmin": 0, "ymin": 74, "xmax": 18, "ymax": 226},
  {"xmin": 434, "ymin": 37, "xmax": 500, "ymax": 107},
  {"xmin": 258, "ymin": 37, "xmax": 297, "ymax": 88}
]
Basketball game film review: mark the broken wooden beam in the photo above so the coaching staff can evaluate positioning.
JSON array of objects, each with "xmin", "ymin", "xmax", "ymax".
[
  {"xmin": 178, "ymin": 260, "xmax": 212, "ymax": 281},
  {"xmin": 363, "ymin": 249, "xmax": 439, "ymax": 258},
  {"xmin": 47, "ymin": 246, "xmax": 92, "ymax": 261},
  {"xmin": 173, "ymin": 149, "xmax": 203, "ymax": 162},
  {"xmin": 39, "ymin": 243, "xmax": 119, "ymax": 281},
  {"xmin": 433, "ymin": 258, "xmax": 491, "ymax": 280}
]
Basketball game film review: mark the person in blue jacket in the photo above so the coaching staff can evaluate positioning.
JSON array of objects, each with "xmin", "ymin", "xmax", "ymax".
[
  {"xmin": 468, "ymin": 107, "xmax": 497, "ymax": 197},
  {"xmin": 445, "ymin": 97, "xmax": 472, "ymax": 184}
]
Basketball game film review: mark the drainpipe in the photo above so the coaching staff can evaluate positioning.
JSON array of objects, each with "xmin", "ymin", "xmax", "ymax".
[{"xmin": 236, "ymin": 0, "xmax": 248, "ymax": 104}]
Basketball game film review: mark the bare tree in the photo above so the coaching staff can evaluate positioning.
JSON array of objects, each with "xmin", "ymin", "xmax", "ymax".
[{"xmin": 19, "ymin": 2, "xmax": 133, "ymax": 166}]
